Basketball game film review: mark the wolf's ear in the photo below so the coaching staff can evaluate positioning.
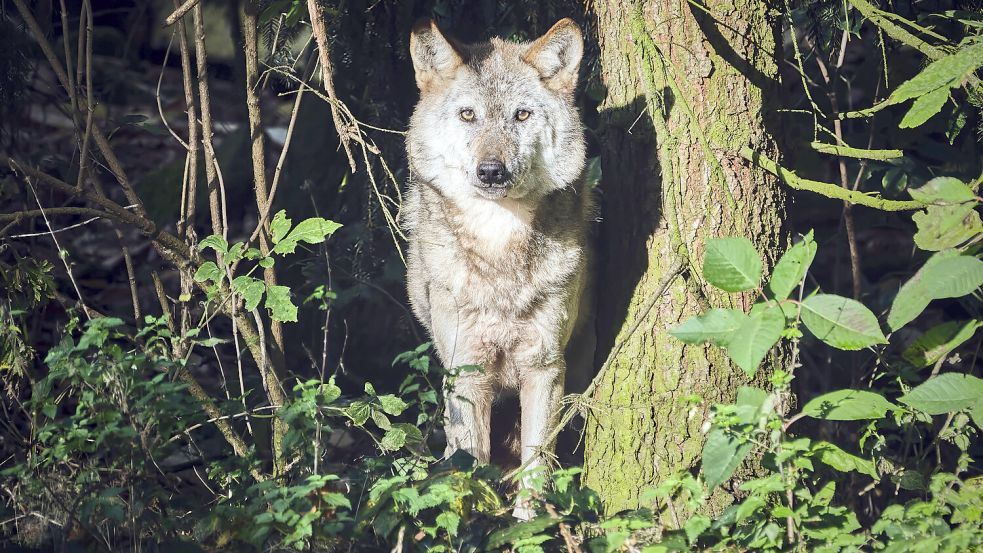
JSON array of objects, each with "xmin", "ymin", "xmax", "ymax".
[
  {"xmin": 523, "ymin": 18, "xmax": 583, "ymax": 94},
  {"xmin": 410, "ymin": 19, "xmax": 464, "ymax": 92}
]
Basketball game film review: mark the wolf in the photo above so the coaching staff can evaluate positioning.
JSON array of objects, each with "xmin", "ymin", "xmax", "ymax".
[{"xmin": 403, "ymin": 17, "xmax": 591, "ymax": 488}]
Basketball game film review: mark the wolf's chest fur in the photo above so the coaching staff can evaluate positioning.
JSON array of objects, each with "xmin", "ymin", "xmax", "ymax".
[{"xmin": 404, "ymin": 183, "xmax": 586, "ymax": 377}]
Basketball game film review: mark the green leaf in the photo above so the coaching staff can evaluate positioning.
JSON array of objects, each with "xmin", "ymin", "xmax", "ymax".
[
  {"xmin": 487, "ymin": 518, "xmax": 559, "ymax": 549},
  {"xmin": 888, "ymin": 250, "xmax": 960, "ymax": 330},
  {"xmin": 198, "ymin": 235, "xmax": 229, "ymax": 255},
  {"xmin": 767, "ymin": 230, "xmax": 817, "ymax": 301},
  {"xmin": 703, "ymin": 237, "xmax": 763, "ymax": 292},
  {"xmin": 232, "ymin": 276, "xmax": 265, "ymax": 311},
  {"xmin": 725, "ymin": 306, "xmax": 785, "ymax": 376},
  {"xmin": 912, "ymin": 204, "xmax": 983, "ymax": 251},
  {"xmin": 265, "ymin": 285, "xmax": 297, "ymax": 322},
  {"xmin": 270, "ymin": 210, "xmax": 291, "ymax": 243},
  {"xmin": 377, "ymin": 394, "xmax": 409, "ymax": 416},
  {"xmin": 811, "ymin": 442, "xmax": 877, "ymax": 479},
  {"xmin": 670, "ymin": 308, "xmax": 747, "ymax": 347},
  {"xmin": 193, "ymin": 261, "xmax": 223, "ymax": 284},
  {"xmin": 921, "ymin": 254, "xmax": 983, "ymax": 298},
  {"xmin": 801, "ymin": 389, "xmax": 896, "ymax": 420},
  {"xmin": 903, "ymin": 320, "xmax": 981, "ymax": 369},
  {"xmin": 899, "ymin": 373, "xmax": 983, "ymax": 414},
  {"xmin": 887, "ymin": 42, "xmax": 983, "ymax": 104},
  {"xmin": 321, "ymin": 378, "xmax": 342, "ymax": 404},
  {"xmin": 345, "ymin": 400, "xmax": 371, "ymax": 426},
  {"xmin": 701, "ymin": 427, "xmax": 752, "ymax": 489},
  {"xmin": 683, "ymin": 514, "xmax": 711, "ymax": 544},
  {"xmin": 272, "ymin": 217, "xmax": 343, "ymax": 255},
  {"xmin": 908, "ymin": 177, "xmax": 976, "ymax": 206},
  {"xmin": 800, "ymin": 294, "xmax": 886, "ymax": 350},
  {"xmin": 380, "ymin": 428, "xmax": 407, "ymax": 451},
  {"xmin": 436, "ymin": 512, "xmax": 461, "ymax": 537},
  {"xmin": 898, "ymin": 85, "xmax": 949, "ymax": 128},
  {"xmin": 971, "ymin": 400, "xmax": 983, "ymax": 430}
]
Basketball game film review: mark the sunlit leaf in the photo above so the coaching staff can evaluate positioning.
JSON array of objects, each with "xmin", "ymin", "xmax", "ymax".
[
  {"xmin": 767, "ymin": 230, "xmax": 817, "ymax": 301},
  {"xmin": 725, "ymin": 306, "xmax": 785, "ymax": 376},
  {"xmin": 899, "ymin": 373, "xmax": 983, "ymax": 414},
  {"xmin": 801, "ymin": 294, "xmax": 886, "ymax": 350},
  {"xmin": 703, "ymin": 237, "xmax": 763, "ymax": 292},
  {"xmin": 670, "ymin": 308, "xmax": 747, "ymax": 347},
  {"xmin": 801, "ymin": 389, "xmax": 896, "ymax": 420}
]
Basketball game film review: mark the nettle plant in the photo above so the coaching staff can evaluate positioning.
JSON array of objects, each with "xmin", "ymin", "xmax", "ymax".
[
  {"xmin": 193, "ymin": 210, "xmax": 343, "ymax": 322},
  {"xmin": 661, "ymin": 178, "xmax": 983, "ymax": 550}
]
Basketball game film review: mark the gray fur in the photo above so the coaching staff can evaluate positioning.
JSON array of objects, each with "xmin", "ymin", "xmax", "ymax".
[{"xmin": 403, "ymin": 18, "xmax": 590, "ymax": 489}]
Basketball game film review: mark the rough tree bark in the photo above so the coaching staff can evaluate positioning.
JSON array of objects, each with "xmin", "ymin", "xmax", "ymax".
[{"xmin": 583, "ymin": 0, "xmax": 787, "ymax": 513}]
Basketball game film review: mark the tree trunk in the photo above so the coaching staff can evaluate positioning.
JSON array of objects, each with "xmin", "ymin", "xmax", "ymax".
[{"xmin": 584, "ymin": 0, "xmax": 787, "ymax": 513}]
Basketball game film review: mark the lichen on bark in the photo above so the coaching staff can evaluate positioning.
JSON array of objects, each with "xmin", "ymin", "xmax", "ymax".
[{"xmin": 584, "ymin": 0, "xmax": 788, "ymax": 516}]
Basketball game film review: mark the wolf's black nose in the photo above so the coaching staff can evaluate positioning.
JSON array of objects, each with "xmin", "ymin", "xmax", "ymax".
[{"xmin": 476, "ymin": 160, "xmax": 509, "ymax": 185}]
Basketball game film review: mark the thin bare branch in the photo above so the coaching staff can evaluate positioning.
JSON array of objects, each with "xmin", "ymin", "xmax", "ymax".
[
  {"xmin": 306, "ymin": 0, "xmax": 357, "ymax": 172},
  {"xmin": 163, "ymin": 0, "xmax": 200, "ymax": 27}
]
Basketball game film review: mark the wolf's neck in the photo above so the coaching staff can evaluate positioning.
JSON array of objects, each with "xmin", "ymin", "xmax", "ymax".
[{"xmin": 448, "ymin": 194, "xmax": 536, "ymax": 255}]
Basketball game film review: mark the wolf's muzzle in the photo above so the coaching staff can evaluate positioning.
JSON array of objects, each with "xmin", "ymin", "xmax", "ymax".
[{"xmin": 476, "ymin": 160, "xmax": 511, "ymax": 187}]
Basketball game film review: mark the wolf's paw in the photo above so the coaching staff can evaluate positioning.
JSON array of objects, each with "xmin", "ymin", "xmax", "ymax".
[{"xmin": 511, "ymin": 501, "xmax": 536, "ymax": 521}]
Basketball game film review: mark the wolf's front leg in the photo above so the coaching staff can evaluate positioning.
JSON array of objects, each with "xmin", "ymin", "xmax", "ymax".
[
  {"xmin": 514, "ymin": 365, "xmax": 564, "ymax": 519},
  {"xmin": 443, "ymin": 373, "xmax": 494, "ymax": 463}
]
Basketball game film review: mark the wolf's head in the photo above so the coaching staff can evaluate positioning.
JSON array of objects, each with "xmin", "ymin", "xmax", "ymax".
[{"xmin": 407, "ymin": 19, "xmax": 586, "ymax": 202}]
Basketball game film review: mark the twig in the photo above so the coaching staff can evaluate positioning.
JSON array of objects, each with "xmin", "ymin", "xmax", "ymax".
[
  {"xmin": 163, "ymin": 0, "xmax": 200, "ymax": 27},
  {"xmin": 741, "ymin": 148, "xmax": 927, "ymax": 211},
  {"xmin": 544, "ymin": 503, "xmax": 582, "ymax": 553},
  {"xmin": 11, "ymin": 0, "xmax": 149, "ymax": 219},
  {"xmin": 306, "ymin": 0, "xmax": 357, "ymax": 172},
  {"xmin": 240, "ymin": 2, "xmax": 288, "ymax": 381},
  {"xmin": 191, "ymin": 2, "xmax": 228, "ymax": 240},
  {"xmin": 24, "ymin": 178, "xmax": 92, "ymax": 321},
  {"xmin": 815, "ymin": 42, "xmax": 862, "ymax": 300}
]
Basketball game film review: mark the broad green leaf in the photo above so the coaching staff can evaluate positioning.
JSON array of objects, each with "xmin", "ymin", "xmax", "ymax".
[
  {"xmin": 701, "ymin": 427, "xmax": 752, "ymax": 489},
  {"xmin": 380, "ymin": 428, "xmax": 406, "ymax": 451},
  {"xmin": 920, "ymin": 254, "xmax": 983, "ymax": 298},
  {"xmin": 767, "ymin": 230, "xmax": 817, "ymax": 301},
  {"xmin": 908, "ymin": 177, "xmax": 976, "ymax": 205},
  {"xmin": 912, "ymin": 204, "xmax": 983, "ymax": 251},
  {"xmin": 265, "ymin": 284, "xmax": 297, "ymax": 322},
  {"xmin": 903, "ymin": 320, "xmax": 981, "ymax": 369},
  {"xmin": 734, "ymin": 386, "xmax": 772, "ymax": 424},
  {"xmin": 899, "ymin": 373, "xmax": 983, "ymax": 414},
  {"xmin": 971, "ymin": 400, "xmax": 983, "ymax": 430},
  {"xmin": 377, "ymin": 394, "xmax": 409, "ymax": 416},
  {"xmin": 321, "ymin": 378, "xmax": 342, "ymax": 404},
  {"xmin": 197, "ymin": 235, "xmax": 229, "ymax": 255},
  {"xmin": 683, "ymin": 514, "xmax": 711, "ymax": 544},
  {"xmin": 887, "ymin": 42, "xmax": 983, "ymax": 104},
  {"xmin": 670, "ymin": 308, "xmax": 747, "ymax": 347},
  {"xmin": 345, "ymin": 400, "xmax": 371, "ymax": 426},
  {"xmin": 899, "ymin": 85, "xmax": 949, "ymax": 128},
  {"xmin": 270, "ymin": 210, "xmax": 291, "ymax": 243},
  {"xmin": 487, "ymin": 518, "xmax": 559, "ymax": 549},
  {"xmin": 801, "ymin": 294, "xmax": 887, "ymax": 350},
  {"xmin": 725, "ymin": 306, "xmax": 785, "ymax": 377},
  {"xmin": 193, "ymin": 261, "xmax": 223, "ymax": 283},
  {"xmin": 811, "ymin": 442, "xmax": 877, "ymax": 479},
  {"xmin": 888, "ymin": 250, "xmax": 960, "ymax": 330},
  {"xmin": 272, "ymin": 217, "xmax": 343, "ymax": 255},
  {"xmin": 703, "ymin": 237, "xmax": 763, "ymax": 292},
  {"xmin": 232, "ymin": 276, "xmax": 265, "ymax": 311},
  {"xmin": 801, "ymin": 389, "xmax": 896, "ymax": 420},
  {"xmin": 436, "ymin": 512, "xmax": 461, "ymax": 537}
]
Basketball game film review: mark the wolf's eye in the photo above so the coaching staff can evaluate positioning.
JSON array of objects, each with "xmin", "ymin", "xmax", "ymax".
[
  {"xmin": 459, "ymin": 109, "xmax": 476, "ymax": 122},
  {"xmin": 515, "ymin": 109, "xmax": 532, "ymax": 122}
]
